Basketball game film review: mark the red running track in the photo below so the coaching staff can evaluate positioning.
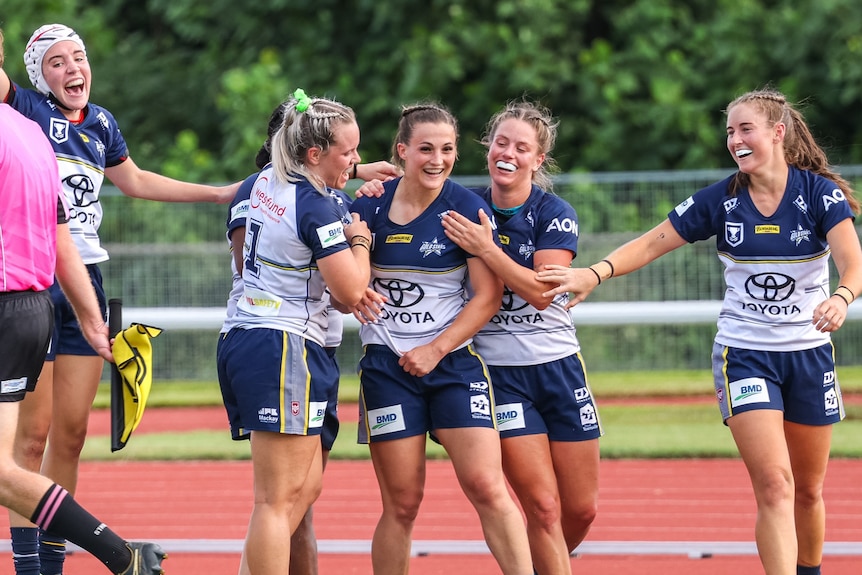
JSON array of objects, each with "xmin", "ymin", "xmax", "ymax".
[
  {"xmin": 0, "ymin": 407, "xmax": 859, "ymax": 574},
  {"xmin": 1, "ymin": 458, "xmax": 860, "ymax": 574}
]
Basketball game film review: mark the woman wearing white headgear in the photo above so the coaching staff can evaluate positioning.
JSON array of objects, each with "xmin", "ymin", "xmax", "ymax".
[{"xmin": 0, "ymin": 24, "xmax": 240, "ymax": 575}]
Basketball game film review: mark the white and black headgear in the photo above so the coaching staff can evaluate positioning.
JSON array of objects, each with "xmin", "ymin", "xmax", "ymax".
[{"xmin": 24, "ymin": 24, "xmax": 87, "ymax": 96}]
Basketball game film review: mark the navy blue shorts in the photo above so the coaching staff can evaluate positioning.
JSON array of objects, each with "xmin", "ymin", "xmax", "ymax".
[
  {"xmin": 320, "ymin": 347, "xmax": 341, "ymax": 451},
  {"xmin": 46, "ymin": 264, "xmax": 106, "ymax": 359},
  {"xmin": 216, "ymin": 328, "xmax": 338, "ymax": 440},
  {"xmin": 0, "ymin": 291, "xmax": 53, "ymax": 402},
  {"xmin": 491, "ymin": 352, "xmax": 602, "ymax": 441},
  {"xmin": 358, "ymin": 344, "xmax": 496, "ymax": 443},
  {"xmin": 712, "ymin": 342, "xmax": 844, "ymax": 425}
]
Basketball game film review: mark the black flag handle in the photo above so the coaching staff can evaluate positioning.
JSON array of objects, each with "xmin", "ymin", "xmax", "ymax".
[{"xmin": 108, "ymin": 298, "xmax": 124, "ymax": 451}]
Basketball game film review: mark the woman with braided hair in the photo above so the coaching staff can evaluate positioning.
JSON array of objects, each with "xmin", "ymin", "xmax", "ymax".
[
  {"xmin": 538, "ymin": 88, "xmax": 862, "ymax": 575},
  {"xmin": 217, "ymin": 90, "xmax": 373, "ymax": 574}
]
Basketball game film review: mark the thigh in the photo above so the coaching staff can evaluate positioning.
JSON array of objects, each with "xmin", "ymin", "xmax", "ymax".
[
  {"xmin": 501, "ymin": 434, "xmax": 558, "ymax": 499},
  {"xmin": 369, "ymin": 434, "xmax": 427, "ymax": 506},
  {"xmin": 249, "ymin": 431, "xmax": 322, "ymax": 504},
  {"xmin": 550, "ymin": 438, "xmax": 600, "ymax": 509},
  {"xmin": 785, "ymin": 420, "xmax": 832, "ymax": 491},
  {"xmin": 50, "ymin": 354, "xmax": 103, "ymax": 429}
]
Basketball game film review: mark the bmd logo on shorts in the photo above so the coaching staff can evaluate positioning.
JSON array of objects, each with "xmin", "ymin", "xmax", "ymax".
[
  {"xmin": 368, "ymin": 405, "xmax": 406, "ymax": 436},
  {"xmin": 309, "ymin": 401, "xmax": 327, "ymax": 428},
  {"xmin": 495, "ymin": 403, "xmax": 525, "ymax": 432},
  {"xmin": 729, "ymin": 377, "xmax": 769, "ymax": 407}
]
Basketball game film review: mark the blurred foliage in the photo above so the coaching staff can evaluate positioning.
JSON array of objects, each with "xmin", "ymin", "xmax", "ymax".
[{"xmin": 3, "ymin": 0, "xmax": 862, "ymax": 182}]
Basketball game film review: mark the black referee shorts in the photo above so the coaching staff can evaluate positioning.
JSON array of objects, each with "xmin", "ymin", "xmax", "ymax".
[{"xmin": 0, "ymin": 290, "xmax": 53, "ymax": 402}]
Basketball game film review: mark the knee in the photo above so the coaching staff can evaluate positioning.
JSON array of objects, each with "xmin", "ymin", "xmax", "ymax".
[
  {"xmin": 753, "ymin": 467, "xmax": 794, "ymax": 509},
  {"xmin": 522, "ymin": 493, "xmax": 562, "ymax": 532},
  {"xmin": 795, "ymin": 481, "xmax": 824, "ymax": 510},
  {"xmin": 561, "ymin": 497, "xmax": 597, "ymax": 530},
  {"xmin": 459, "ymin": 472, "xmax": 508, "ymax": 510},
  {"xmin": 14, "ymin": 429, "xmax": 49, "ymax": 466},
  {"xmin": 384, "ymin": 489, "xmax": 423, "ymax": 525}
]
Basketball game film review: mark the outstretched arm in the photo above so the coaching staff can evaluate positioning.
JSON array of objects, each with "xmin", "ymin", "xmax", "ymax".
[
  {"xmin": 106, "ymin": 157, "xmax": 240, "ymax": 204},
  {"xmin": 537, "ymin": 218, "xmax": 686, "ymax": 308}
]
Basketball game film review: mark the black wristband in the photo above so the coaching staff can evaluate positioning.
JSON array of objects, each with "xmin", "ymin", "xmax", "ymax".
[
  {"xmin": 836, "ymin": 284, "xmax": 856, "ymax": 301},
  {"xmin": 351, "ymin": 164, "xmax": 358, "ymax": 179},
  {"xmin": 832, "ymin": 292, "xmax": 851, "ymax": 306},
  {"xmin": 601, "ymin": 259, "xmax": 615, "ymax": 278},
  {"xmin": 588, "ymin": 267, "xmax": 602, "ymax": 286}
]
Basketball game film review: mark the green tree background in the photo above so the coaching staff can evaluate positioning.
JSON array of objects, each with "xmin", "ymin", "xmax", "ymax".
[{"xmin": 4, "ymin": 0, "xmax": 862, "ymax": 183}]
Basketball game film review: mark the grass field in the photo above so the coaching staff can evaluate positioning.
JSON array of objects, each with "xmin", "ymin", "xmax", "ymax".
[{"xmin": 83, "ymin": 367, "xmax": 862, "ymax": 461}]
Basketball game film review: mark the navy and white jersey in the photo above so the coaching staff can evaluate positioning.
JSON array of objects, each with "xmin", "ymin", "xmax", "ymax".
[
  {"xmin": 351, "ymin": 177, "xmax": 495, "ymax": 354},
  {"xmin": 669, "ymin": 166, "xmax": 855, "ymax": 352},
  {"xmin": 7, "ymin": 83, "xmax": 128, "ymax": 264},
  {"xmin": 472, "ymin": 185, "xmax": 582, "ymax": 366},
  {"xmin": 220, "ymin": 171, "xmax": 256, "ymax": 334},
  {"xmin": 226, "ymin": 169, "xmax": 351, "ymax": 347}
]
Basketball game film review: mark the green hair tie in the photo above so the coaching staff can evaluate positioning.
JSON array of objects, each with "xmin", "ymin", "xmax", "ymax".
[{"xmin": 293, "ymin": 88, "xmax": 311, "ymax": 113}]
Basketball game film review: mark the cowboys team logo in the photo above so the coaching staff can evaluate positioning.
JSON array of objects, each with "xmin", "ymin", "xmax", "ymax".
[
  {"xmin": 725, "ymin": 222, "xmax": 743, "ymax": 247},
  {"xmin": 419, "ymin": 237, "xmax": 446, "ymax": 258},
  {"xmin": 49, "ymin": 118, "xmax": 70, "ymax": 144},
  {"xmin": 790, "ymin": 224, "xmax": 811, "ymax": 246}
]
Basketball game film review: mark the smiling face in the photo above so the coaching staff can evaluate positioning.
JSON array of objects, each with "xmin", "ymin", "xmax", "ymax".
[
  {"xmin": 41, "ymin": 40, "xmax": 91, "ymax": 114},
  {"xmin": 726, "ymin": 102, "xmax": 785, "ymax": 176},
  {"xmin": 397, "ymin": 121, "xmax": 457, "ymax": 191},
  {"xmin": 487, "ymin": 118, "xmax": 545, "ymax": 192},
  {"xmin": 311, "ymin": 120, "xmax": 361, "ymax": 190}
]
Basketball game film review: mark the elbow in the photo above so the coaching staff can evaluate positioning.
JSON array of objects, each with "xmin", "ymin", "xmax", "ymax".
[{"xmin": 529, "ymin": 298, "xmax": 552, "ymax": 311}]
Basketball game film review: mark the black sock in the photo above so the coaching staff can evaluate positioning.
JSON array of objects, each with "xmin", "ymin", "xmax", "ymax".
[
  {"xmin": 797, "ymin": 565, "xmax": 821, "ymax": 575},
  {"xmin": 30, "ymin": 483, "xmax": 132, "ymax": 573}
]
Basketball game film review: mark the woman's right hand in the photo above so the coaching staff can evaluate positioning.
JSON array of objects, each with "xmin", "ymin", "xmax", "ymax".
[
  {"xmin": 535, "ymin": 264, "xmax": 600, "ymax": 309},
  {"xmin": 344, "ymin": 213, "xmax": 371, "ymax": 245},
  {"xmin": 354, "ymin": 179, "xmax": 387, "ymax": 199},
  {"xmin": 351, "ymin": 287, "xmax": 387, "ymax": 324}
]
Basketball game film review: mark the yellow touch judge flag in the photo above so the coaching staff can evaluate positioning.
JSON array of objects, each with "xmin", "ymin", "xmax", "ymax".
[{"xmin": 110, "ymin": 323, "xmax": 163, "ymax": 452}]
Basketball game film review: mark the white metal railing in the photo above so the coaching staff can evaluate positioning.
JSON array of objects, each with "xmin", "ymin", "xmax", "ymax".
[{"xmin": 123, "ymin": 300, "xmax": 862, "ymax": 331}]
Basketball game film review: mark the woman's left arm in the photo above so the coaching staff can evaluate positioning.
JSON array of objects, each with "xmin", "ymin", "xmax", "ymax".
[
  {"xmin": 813, "ymin": 218, "xmax": 862, "ymax": 332},
  {"xmin": 397, "ymin": 257, "xmax": 502, "ymax": 377}
]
